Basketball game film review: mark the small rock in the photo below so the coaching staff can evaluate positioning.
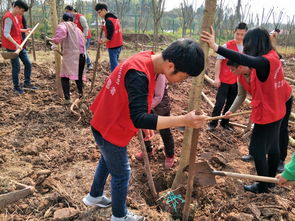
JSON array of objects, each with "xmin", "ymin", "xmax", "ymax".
[
  {"xmin": 53, "ymin": 207, "xmax": 78, "ymax": 220},
  {"xmin": 23, "ymin": 145, "xmax": 39, "ymax": 155}
]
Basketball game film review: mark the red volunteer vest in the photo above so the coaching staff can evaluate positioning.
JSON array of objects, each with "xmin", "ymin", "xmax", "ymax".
[
  {"xmin": 239, "ymin": 50, "xmax": 292, "ymax": 124},
  {"xmin": 74, "ymin": 13, "xmax": 91, "ymax": 39},
  {"xmin": 104, "ymin": 17, "xmax": 123, "ymax": 48},
  {"xmin": 220, "ymin": 40, "xmax": 239, "ymax": 84},
  {"xmin": 1, "ymin": 11, "xmax": 22, "ymax": 50},
  {"xmin": 90, "ymin": 51, "xmax": 156, "ymax": 147}
]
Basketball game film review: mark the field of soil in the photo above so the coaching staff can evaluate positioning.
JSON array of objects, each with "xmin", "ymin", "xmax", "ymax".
[{"xmin": 0, "ymin": 48, "xmax": 295, "ymax": 221}]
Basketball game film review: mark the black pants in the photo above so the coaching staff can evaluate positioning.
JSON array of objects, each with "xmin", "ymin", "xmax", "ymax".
[
  {"xmin": 279, "ymin": 96, "xmax": 293, "ymax": 161},
  {"xmin": 61, "ymin": 54, "xmax": 85, "ymax": 100},
  {"xmin": 144, "ymin": 89, "xmax": 175, "ymax": 157},
  {"xmin": 209, "ymin": 82, "xmax": 238, "ymax": 127},
  {"xmin": 249, "ymin": 119, "xmax": 282, "ymax": 192}
]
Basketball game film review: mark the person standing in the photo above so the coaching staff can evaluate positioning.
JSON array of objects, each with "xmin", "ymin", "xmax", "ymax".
[
  {"xmin": 201, "ymin": 27, "xmax": 292, "ymax": 193},
  {"xmin": 208, "ymin": 23, "xmax": 248, "ymax": 131},
  {"xmin": 135, "ymin": 74, "xmax": 176, "ymax": 169},
  {"xmin": 50, "ymin": 13, "xmax": 86, "ymax": 102},
  {"xmin": 65, "ymin": 5, "xmax": 93, "ymax": 70},
  {"xmin": 82, "ymin": 39, "xmax": 206, "ymax": 221},
  {"xmin": 95, "ymin": 3, "xmax": 123, "ymax": 72},
  {"xmin": 1, "ymin": 0, "xmax": 37, "ymax": 94}
]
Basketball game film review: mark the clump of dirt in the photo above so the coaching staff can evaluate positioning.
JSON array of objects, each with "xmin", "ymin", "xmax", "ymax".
[{"xmin": 0, "ymin": 55, "xmax": 294, "ymax": 220}]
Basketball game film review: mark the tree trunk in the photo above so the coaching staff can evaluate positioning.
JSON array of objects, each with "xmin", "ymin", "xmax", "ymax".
[
  {"xmin": 49, "ymin": 0, "xmax": 63, "ymax": 98},
  {"xmin": 172, "ymin": 0, "xmax": 217, "ymax": 191},
  {"xmin": 180, "ymin": 1, "xmax": 217, "ymax": 219},
  {"xmin": 29, "ymin": 0, "xmax": 36, "ymax": 61}
]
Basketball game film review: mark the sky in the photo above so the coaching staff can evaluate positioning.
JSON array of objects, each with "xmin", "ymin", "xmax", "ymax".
[{"xmin": 164, "ymin": 0, "xmax": 294, "ymax": 23}]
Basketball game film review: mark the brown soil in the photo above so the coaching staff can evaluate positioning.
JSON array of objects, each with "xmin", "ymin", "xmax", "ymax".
[{"xmin": 0, "ymin": 54, "xmax": 294, "ymax": 221}]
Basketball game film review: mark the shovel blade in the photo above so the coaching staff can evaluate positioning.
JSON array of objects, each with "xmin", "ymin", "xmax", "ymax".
[
  {"xmin": 194, "ymin": 162, "xmax": 216, "ymax": 186},
  {"xmin": 1, "ymin": 52, "xmax": 18, "ymax": 60}
]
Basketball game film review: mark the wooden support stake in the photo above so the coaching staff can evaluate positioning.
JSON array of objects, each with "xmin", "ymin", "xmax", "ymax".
[
  {"xmin": 138, "ymin": 130, "xmax": 158, "ymax": 199},
  {"xmin": 49, "ymin": 0, "xmax": 63, "ymax": 97}
]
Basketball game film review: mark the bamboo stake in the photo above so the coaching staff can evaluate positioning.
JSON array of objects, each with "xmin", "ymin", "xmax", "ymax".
[{"xmin": 206, "ymin": 110, "xmax": 251, "ymax": 121}]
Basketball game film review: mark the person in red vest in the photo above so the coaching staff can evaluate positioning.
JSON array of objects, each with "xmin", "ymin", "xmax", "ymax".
[
  {"xmin": 95, "ymin": 3, "xmax": 123, "ymax": 72},
  {"xmin": 82, "ymin": 39, "xmax": 206, "ymax": 221},
  {"xmin": 1, "ymin": 0, "xmax": 37, "ymax": 95},
  {"xmin": 201, "ymin": 27, "xmax": 293, "ymax": 194},
  {"xmin": 208, "ymin": 22, "xmax": 248, "ymax": 131},
  {"xmin": 64, "ymin": 5, "xmax": 93, "ymax": 70}
]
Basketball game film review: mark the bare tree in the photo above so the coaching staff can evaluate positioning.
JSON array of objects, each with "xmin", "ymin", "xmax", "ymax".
[
  {"xmin": 29, "ymin": 0, "xmax": 36, "ymax": 61},
  {"xmin": 152, "ymin": 0, "xmax": 165, "ymax": 51},
  {"xmin": 235, "ymin": 0, "xmax": 241, "ymax": 22},
  {"xmin": 180, "ymin": 0, "xmax": 197, "ymax": 37},
  {"xmin": 114, "ymin": 0, "xmax": 131, "ymax": 27}
]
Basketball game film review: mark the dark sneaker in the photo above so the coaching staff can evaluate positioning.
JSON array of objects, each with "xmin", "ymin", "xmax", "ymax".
[
  {"xmin": 23, "ymin": 84, "xmax": 38, "ymax": 90},
  {"xmin": 87, "ymin": 64, "xmax": 93, "ymax": 70},
  {"xmin": 277, "ymin": 161, "xmax": 285, "ymax": 173},
  {"xmin": 14, "ymin": 87, "xmax": 25, "ymax": 95},
  {"xmin": 111, "ymin": 211, "xmax": 145, "ymax": 221},
  {"xmin": 221, "ymin": 124, "xmax": 233, "ymax": 131},
  {"xmin": 241, "ymin": 154, "xmax": 253, "ymax": 162},
  {"xmin": 244, "ymin": 183, "xmax": 269, "ymax": 194},
  {"xmin": 82, "ymin": 193, "xmax": 111, "ymax": 208},
  {"xmin": 207, "ymin": 124, "xmax": 216, "ymax": 131}
]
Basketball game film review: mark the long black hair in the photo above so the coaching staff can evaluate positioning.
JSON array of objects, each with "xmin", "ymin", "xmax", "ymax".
[{"xmin": 243, "ymin": 27, "xmax": 273, "ymax": 56}]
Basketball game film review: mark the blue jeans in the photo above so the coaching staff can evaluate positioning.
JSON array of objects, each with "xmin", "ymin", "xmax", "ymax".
[
  {"xmin": 85, "ymin": 38, "xmax": 91, "ymax": 66},
  {"xmin": 7, "ymin": 49, "xmax": 32, "ymax": 89},
  {"xmin": 90, "ymin": 127, "xmax": 130, "ymax": 218},
  {"xmin": 108, "ymin": 46, "xmax": 122, "ymax": 72}
]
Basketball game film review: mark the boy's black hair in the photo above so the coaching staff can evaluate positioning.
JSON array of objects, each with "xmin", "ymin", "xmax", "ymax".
[
  {"xmin": 63, "ymin": 13, "xmax": 74, "ymax": 22},
  {"xmin": 95, "ymin": 3, "xmax": 108, "ymax": 11},
  {"xmin": 65, "ymin": 5, "xmax": 74, "ymax": 11},
  {"xmin": 13, "ymin": 0, "xmax": 29, "ymax": 11},
  {"xmin": 162, "ymin": 39, "xmax": 204, "ymax": 77},
  {"xmin": 235, "ymin": 22, "xmax": 248, "ymax": 31},
  {"xmin": 227, "ymin": 60, "xmax": 240, "ymax": 68},
  {"xmin": 243, "ymin": 27, "xmax": 272, "ymax": 56}
]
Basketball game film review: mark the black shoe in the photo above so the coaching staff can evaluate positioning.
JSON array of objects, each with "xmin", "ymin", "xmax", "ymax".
[
  {"xmin": 207, "ymin": 124, "xmax": 216, "ymax": 131},
  {"xmin": 244, "ymin": 183, "xmax": 269, "ymax": 194},
  {"xmin": 241, "ymin": 154, "xmax": 253, "ymax": 162},
  {"xmin": 23, "ymin": 84, "xmax": 38, "ymax": 90},
  {"xmin": 277, "ymin": 161, "xmax": 285, "ymax": 173},
  {"xmin": 221, "ymin": 124, "xmax": 233, "ymax": 131},
  {"xmin": 268, "ymin": 183, "xmax": 275, "ymax": 189}
]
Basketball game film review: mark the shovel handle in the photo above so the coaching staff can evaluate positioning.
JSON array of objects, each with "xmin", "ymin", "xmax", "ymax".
[
  {"xmin": 213, "ymin": 170, "xmax": 295, "ymax": 185},
  {"xmin": 207, "ymin": 110, "xmax": 251, "ymax": 121}
]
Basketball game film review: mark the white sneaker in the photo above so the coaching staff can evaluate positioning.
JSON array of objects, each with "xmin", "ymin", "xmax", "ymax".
[
  {"xmin": 111, "ymin": 211, "xmax": 144, "ymax": 221},
  {"xmin": 82, "ymin": 193, "xmax": 111, "ymax": 207}
]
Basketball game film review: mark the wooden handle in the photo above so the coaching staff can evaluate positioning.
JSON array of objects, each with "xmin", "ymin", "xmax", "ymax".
[
  {"xmin": 19, "ymin": 23, "xmax": 40, "ymax": 49},
  {"xmin": 207, "ymin": 110, "xmax": 251, "ymax": 121},
  {"xmin": 213, "ymin": 170, "xmax": 295, "ymax": 185}
]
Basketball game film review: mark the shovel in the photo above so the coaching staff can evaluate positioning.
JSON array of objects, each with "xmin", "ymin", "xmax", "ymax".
[
  {"xmin": 193, "ymin": 161, "xmax": 295, "ymax": 186},
  {"xmin": 1, "ymin": 23, "xmax": 39, "ymax": 60}
]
